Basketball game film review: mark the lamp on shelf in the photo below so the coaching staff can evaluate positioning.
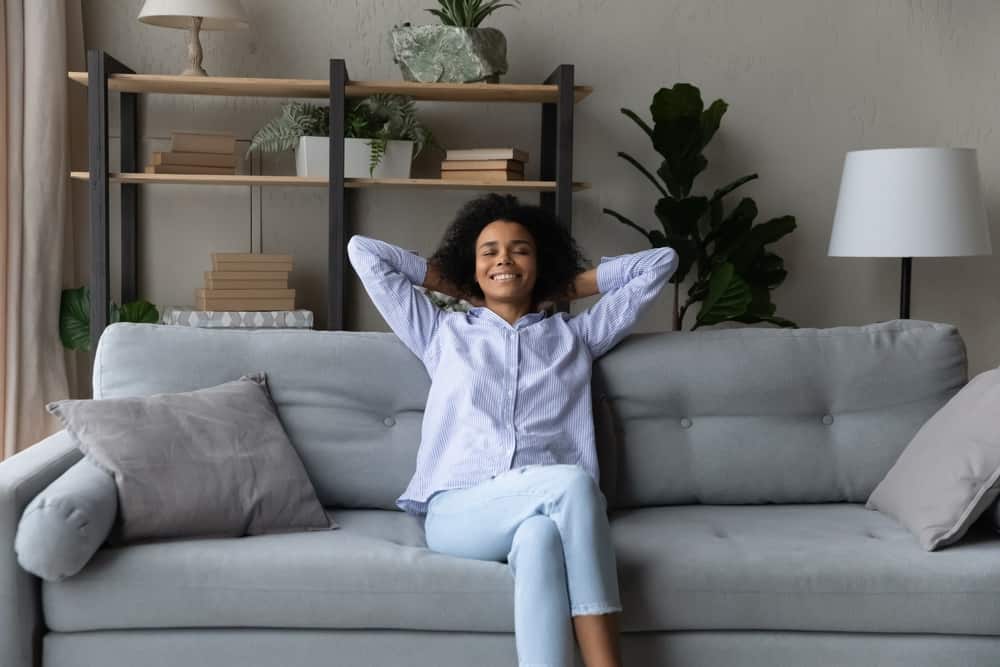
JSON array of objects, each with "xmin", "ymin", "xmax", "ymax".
[
  {"xmin": 138, "ymin": 0, "xmax": 249, "ymax": 77},
  {"xmin": 828, "ymin": 147, "xmax": 991, "ymax": 319}
]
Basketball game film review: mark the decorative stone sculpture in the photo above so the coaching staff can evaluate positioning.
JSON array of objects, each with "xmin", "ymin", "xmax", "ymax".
[{"xmin": 390, "ymin": 24, "xmax": 508, "ymax": 84}]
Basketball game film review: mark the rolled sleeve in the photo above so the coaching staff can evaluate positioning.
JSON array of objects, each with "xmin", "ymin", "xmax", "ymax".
[
  {"xmin": 347, "ymin": 235, "xmax": 440, "ymax": 359},
  {"xmin": 569, "ymin": 247, "xmax": 678, "ymax": 358}
]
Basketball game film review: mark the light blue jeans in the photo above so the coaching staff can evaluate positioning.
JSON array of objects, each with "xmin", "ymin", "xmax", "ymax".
[{"xmin": 423, "ymin": 463, "xmax": 623, "ymax": 667}]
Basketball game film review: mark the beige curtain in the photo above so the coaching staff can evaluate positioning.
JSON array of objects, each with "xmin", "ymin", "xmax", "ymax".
[{"xmin": 2, "ymin": 0, "xmax": 85, "ymax": 460}]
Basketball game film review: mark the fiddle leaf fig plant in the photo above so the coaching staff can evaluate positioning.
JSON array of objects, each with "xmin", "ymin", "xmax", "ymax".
[
  {"xmin": 60, "ymin": 286, "xmax": 159, "ymax": 352},
  {"xmin": 603, "ymin": 83, "xmax": 797, "ymax": 330}
]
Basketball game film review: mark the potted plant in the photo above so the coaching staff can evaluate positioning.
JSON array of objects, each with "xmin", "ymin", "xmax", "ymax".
[
  {"xmin": 60, "ymin": 286, "xmax": 159, "ymax": 352},
  {"xmin": 603, "ymin": 83, "xmax": 798, "ymax": 331},
  {"xmin": 390, "ymin": 0, "xmax": 521, "ymax": 84},
  {"xmin": 247, "ymin": 95, "xmax": 436, "ymax": 178}
]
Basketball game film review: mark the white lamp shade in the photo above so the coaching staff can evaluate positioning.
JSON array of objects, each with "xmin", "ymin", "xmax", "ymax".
[
  {"xmin": 828, "ymin": 147, "xmax": 991, "ymax": 257},
  {"xmin": 138, "ymin": 0, "xmax": 248, "ymax": 30}
]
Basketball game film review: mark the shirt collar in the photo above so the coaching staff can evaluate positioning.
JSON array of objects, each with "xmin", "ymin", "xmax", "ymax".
[{"xmin": 468, "ymin": 306, "xmax": 548, "ymax": 329}]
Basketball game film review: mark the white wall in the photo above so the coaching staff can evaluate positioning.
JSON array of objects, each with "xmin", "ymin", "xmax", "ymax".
[{"xmin": 79, "ymin": 0, "xmax": 1000, "ymax": 374}]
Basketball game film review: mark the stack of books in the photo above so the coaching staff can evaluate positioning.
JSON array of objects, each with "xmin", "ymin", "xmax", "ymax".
[
  {"xmin": 145, "ymin": 131, "xmax": 237, "ymax": 175},
  {"xmin": 196, "ymin": 253, "xmax": 295, "ymax": 311},
  {"xmin": 440, "ymin": 147, "xmax": 528, "ymax": 182}
]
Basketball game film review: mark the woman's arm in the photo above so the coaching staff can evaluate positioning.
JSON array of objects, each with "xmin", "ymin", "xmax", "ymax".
[
  {"xmin": 346, "ymin": 235, "xmax": 442, "ymax": 359},
  {"xmin": 567, "ymin": 247, "xmax": 678, "ymax": 358}
]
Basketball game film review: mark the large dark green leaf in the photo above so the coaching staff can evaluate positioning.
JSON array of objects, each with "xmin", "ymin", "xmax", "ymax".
[
  {"xmin": 727, "ymin": 215, "xmax": 796, "ymax": 273},
  {"xmin": 706, "ymin": 197, "xmax": 757, "ymax": 257},
  {"xmin": 655, "ymin": 196, "xmax": 708, "ymax": 239},
  {"xmin": 707, "ymin": 173, "xmax": 757, "ymax": 226},
  {"xmin": 118, "ymin": 300, "xmax": 160, "ymax": 324},
  {"xmin": 743, "ymin": 251, "xmax": 788, "ymax": 288},
  {"xmin": 656, "ymin": 153, "xmax": 706, "ymax": 198},
  {"xmin": 700, "ymin": 99, "xmax": 728, "ymax": 148},
  {"xmin": 652, "ymin": 116, "xmax": 703, "ymax": 160},
  {"xmin": 60, "ymin": 286, "xmax": 90, "ymax": 351},
  {"xmin": 694, "ymin": 262, "xmax": 752, "ymax": 328},
  {"xmin": 650, "ymin": 84, "xmax": 704, "ymax": 124},
  {"xmin": 667, "ymin": 237, "xmax": 699, "ymax": 284}
]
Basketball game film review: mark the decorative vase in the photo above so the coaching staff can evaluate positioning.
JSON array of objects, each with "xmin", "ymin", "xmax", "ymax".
[
  {"xmin": 389, "ymin": 24, "xmax": 508, "ymax": 84},
  {"xmin": 295, "ymin": 137, "xmax": 414, "ymax": 179}
]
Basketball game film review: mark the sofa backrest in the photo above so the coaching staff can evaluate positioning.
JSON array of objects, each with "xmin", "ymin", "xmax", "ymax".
[
  {"xmin": 92, "ymin": 320, "xmax": 965, "ymax": 510},
  {"xmin": 593, "ymin": 320, "xmax": 966, "ymax": 507}
]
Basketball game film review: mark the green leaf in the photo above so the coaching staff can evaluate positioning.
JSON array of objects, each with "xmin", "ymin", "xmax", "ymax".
[
  {"xmin": 616, "ymin": 151, "xmax": 667, "ymax": 197},
  {"xmin": 620, "ymin": 107, "xmax": 654, "ymax": 140},
  {"xmin": 118, "ymin": 300, "xmax": 159, "ymax": 324},
  {"xmin": 650, "ymin": 83, "xmax": 704, "ymax": 124},
  {"xmin": 706, "ymin": 197, "xmax": 757, "ymax": 257},
  {"xmin": 694, "ymin": 262, "xmax": 752, "ymax": 328},
  {"xmin": 666, "ymin": 237, "xmax": 700, "ymax": 284},
  {"xmin": 602, "ymin": 207, "xmax": 651, "ymax": 243},
  {"xmin": 727, "ymin": 215, "xmax": 796, "ymax": 273},
  {"xmin": 743, "ymin": 251, "xmax": 788, "ymax": 288},
  {"xmin": 699, "ymin": 99, "xmax": 728, "ymax": 148},
  {"xmin": 655, "ymin": 195, "xmax": 708, "ymax": 239},
  {"xmin": 59, "ymin": 286, "xmax": 91, "ymax": 351}
]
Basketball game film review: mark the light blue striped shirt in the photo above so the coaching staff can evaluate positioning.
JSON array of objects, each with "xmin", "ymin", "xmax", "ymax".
[{"xmin": 347, "ymin": 235, "xmax": 677, "ymax": 515}]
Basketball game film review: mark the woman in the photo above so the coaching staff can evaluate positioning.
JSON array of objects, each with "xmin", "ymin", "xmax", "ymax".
[{"xmin": 347, "ymin": 193, "xmax": 677, "ymax": 667}]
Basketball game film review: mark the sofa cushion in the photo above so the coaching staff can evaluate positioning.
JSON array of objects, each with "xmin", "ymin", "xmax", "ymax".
[
  {"xmin": 42, "ymin": 505, "xmax": 1000, "ymax": 635},
  {"xmin": 48, "ymin": 373, "xmax": 335, "ymax": 543},
  {"xmin": 866, "ymin": 368, "xmax": 1000, "ymax": 551}
]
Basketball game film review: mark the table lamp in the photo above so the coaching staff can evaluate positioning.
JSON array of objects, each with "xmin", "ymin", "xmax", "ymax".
[
  {"xmin": 828, "ymin": 147, "xmax": 991, "ymax": 318},
  {"xmin": 138, "ymin": 0, "xmax": 249, "ymax": 76}
]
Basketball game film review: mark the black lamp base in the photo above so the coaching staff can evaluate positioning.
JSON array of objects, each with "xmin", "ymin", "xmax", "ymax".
[{"xmin": 899, "ymin": 257, "xmax": 912, "ymax": 319}]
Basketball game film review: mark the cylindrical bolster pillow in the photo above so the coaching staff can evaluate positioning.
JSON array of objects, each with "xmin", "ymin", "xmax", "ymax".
[{"xmin": 14, "ymin": 456, "xmax": 118, "ymax": 582}]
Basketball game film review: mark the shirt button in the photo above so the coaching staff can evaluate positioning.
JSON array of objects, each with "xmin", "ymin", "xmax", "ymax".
[
  {"xmin": 822, "ymin": 414, "xmax": 834, "ymax": 425},
  {"xmin": 680, "ymin": 417, "xmax": 693, "ymax": 429},
  {"xmin": 383, "ymin": 416, "xmax": 396, "ymax": 427}
]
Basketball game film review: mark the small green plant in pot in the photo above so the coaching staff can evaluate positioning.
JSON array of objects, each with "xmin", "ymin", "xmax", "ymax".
[
  {"xmin": 390, "ymin": 1, "xmax": 521, "ymax": 84},
  {"xmin": 603, "ymin": 83, "xmax": 798, "ymax": 331},
  {"xmin": 247, "ymin": 95, "xmax": 436, "ymax": 178},
  {"xmin": 60, "ymin": 286, "xmax": 159, "ymax": 352}
]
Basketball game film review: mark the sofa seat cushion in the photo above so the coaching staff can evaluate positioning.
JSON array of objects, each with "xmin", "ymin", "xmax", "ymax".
[
  {"xmin": 43, "ymin": 505, "xmax": 1000, "ymax": 635},
  {"xmin": 615, "ymin": 504, "xmax": 1000, "ymax": 635},
  {"xmin": 43, "ymin": 509, "xmax": 515, "ymax": 633}
]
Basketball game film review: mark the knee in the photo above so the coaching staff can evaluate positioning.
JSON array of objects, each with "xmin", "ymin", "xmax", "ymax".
[
  {"xmin": 559, "ymin": 467, "xmax": 606, "ymax": 511},
  {"xmin": 507, "ymin": 515, "xmax": 562, "ymax": 568}
]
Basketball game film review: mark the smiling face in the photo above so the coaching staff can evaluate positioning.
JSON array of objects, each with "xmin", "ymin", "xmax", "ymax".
[{"xmin": 475, "ymin": 220, "xmax": 538, "ymax": 307}]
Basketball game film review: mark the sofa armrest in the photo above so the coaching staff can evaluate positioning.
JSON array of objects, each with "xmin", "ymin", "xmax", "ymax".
[{"xmin": 0, "ymin": 429, "xmax": 82, "ymax": 667}]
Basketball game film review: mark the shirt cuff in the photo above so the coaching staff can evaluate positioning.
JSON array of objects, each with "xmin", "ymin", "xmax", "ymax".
[{"xmin": 596, "ymin": 255, "xmax": 631, "ymax": 294}]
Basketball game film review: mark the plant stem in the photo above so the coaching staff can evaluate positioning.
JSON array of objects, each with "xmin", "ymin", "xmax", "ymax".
[{"xmin": 672, "ymin": 282, "xmax": 680, "ymax": 331}]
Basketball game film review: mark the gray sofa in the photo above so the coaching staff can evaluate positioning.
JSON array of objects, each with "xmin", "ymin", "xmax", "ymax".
[{"xmin": 3, "ymin": 319, "xmax": 999, "ymax": 667}]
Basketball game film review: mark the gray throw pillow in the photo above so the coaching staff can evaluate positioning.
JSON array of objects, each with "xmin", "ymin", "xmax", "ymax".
[
  {"xmin": 46, "ymin": 373, "xmax": 336, "ymax": 544},
  {"xmin": 866, "ymin": 368, "xmax": 1000, "ymax": 551}
]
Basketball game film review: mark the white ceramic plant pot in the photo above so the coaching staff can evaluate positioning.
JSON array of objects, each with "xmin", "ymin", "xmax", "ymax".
[{"xmin": 295, "ymin": 136, "xmax": 414, "ymax": 179}]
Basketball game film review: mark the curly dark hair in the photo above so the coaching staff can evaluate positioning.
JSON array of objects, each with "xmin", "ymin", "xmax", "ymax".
[{"xmin": 430, "ymin": 193, "xmax": 588, "ymax": 304}]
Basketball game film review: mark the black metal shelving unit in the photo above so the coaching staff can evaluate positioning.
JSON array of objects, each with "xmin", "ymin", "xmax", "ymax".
[{"xmin": 81, "ymin": 50, "xmax": 587, "ymax": 360}]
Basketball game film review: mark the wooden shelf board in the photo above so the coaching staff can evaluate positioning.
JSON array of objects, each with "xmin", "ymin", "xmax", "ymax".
[
  {"xmin": 67, "ymin": 72, "xmax": 592, "ymax": 103},
  {"xmin": 70, "ymin": 171, "xmax": 591, "ymax": 191}
]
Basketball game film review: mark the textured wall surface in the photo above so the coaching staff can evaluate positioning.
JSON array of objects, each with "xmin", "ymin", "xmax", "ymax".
[{"xmin": 79, "ymin": 0, "xmax": 1000, "ymax": 374}]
